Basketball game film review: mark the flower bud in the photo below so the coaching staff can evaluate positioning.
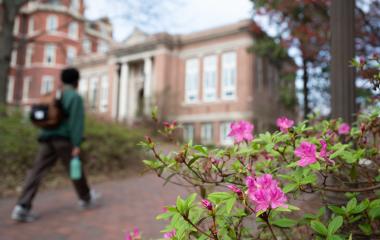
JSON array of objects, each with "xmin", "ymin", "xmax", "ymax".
[{"xmin": 201, "ymin": 199, "xmax": 213, "ymax": 211}]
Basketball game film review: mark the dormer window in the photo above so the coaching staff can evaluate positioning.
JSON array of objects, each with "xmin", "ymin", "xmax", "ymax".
[
  {"xmin": 68, "ymin": 22, "xmax": 78, "ymax": 39},
  {"xmin": 46, "ymin": 15, "xmax": 58, "ymax": 32}
]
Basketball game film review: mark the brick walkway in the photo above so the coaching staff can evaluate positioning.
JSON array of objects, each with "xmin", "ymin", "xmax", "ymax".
[{"xmin": 0, "ymin": 173, "xmax": 190, "ymax": 240}]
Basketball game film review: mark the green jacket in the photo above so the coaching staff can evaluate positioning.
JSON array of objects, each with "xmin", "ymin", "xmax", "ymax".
[{"xmin": 39, "ymin": 85, "xmax": 84, "ymax": 147}]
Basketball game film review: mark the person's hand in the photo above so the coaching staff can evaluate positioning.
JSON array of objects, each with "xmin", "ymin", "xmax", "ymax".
[{"xmin": 72, "ymin": 147, "xmax": 80, "ymax": 157}]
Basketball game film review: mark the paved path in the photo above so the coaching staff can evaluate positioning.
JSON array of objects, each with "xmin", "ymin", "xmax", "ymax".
[{"xmin": 0, "ymin": 173, "xmax": 190, "ymax": 240}]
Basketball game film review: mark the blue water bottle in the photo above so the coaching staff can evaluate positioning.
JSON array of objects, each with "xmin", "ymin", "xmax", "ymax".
[{"xmin": 70, "ymin": 156, "xmax": 82, "ymax": 180}]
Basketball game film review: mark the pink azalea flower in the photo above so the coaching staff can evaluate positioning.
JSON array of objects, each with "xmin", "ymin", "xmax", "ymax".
[
  {"xmin": 338, "ymin": 123, "xmax": 350, "ymax": 135},
  {"xmin": 133, "ymin": 227, "xmax": 140, "ymax": 238},
  {"xmin": 227, "ymin": 184, "xmax": 243, "ymax": 196},
  {"xmin": 276, "ymin": 117, "xmax": 294, "ymax": 133},
  {"xmin": 294, "ymin": 141, "xmax": 317, "ymax": 167},
  {"xmin": 245, "ymin": 176, "xmax": 255, "ymax": 189},
  {"xmin": 246, "ymin": 174, "xmax": 287, "ymax": 212},
  {"xmin": 319, "ymin": 140, "xmax": 334, "ymax": 165},
  {"xmin": 163, "ymin": 230, "xmax": 176, "ymax": 239},
  {"xmin": 125, "ymin": 233, "xmax": 133, "ymax": 240},
  {"xmin": 228, "ymin": 120, "xmax": 254, "ymax": 144},
  {"xmin": 201, "ymin": 199, "xmax": 213, "ymax": 211}
]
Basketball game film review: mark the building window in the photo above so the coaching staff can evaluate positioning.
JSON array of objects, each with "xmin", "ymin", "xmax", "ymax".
[
  {"xmin": 82, "ymin": 38, "xmax": 91, "ymax": 54},
  {"xmin": 203, "ymin": 55, "xmax": 217, "ymax": 101},
  {"xmin": 220, "ymin": 122, "xmax": 234, "ymax": 145},
  {"xmin": 23, "ymin": 77, "xmax": 31, "ymax": 102},
  {"xmin": 98, "ymin": 40, "xmax": 108, "ymax": 53},
  {"xmin": 221, "ymin": 52, "xmax": 237, "ymax": 100},
  {"xmin": 201, "ymin": 123, "xmax": 213, "ymax": 144},
  {"xmin": 11, "ymin": 50, "xmax": 17, "ymax": 67},
  {"xmin": 44, "ymin": 44, "xmax": 56, "ymax": 66},
  {"xmin": 66, "ymin": 46, "xmax": 77, "ymax": 65},
  {"xmin": 185, "ymin": 58, "xmax": 199, "ymax": 103},
  {"xmin": 46, "ymin": 15, "xmax": 58, "ymax": 32},
  {"xmin": 7, "ymin": 76, "xmax": 15, "ymax": 103},
  {"xmin": 68, "ymin": 22, "xmax": 78, "ymax": 39},
  {"xmin": 79, "ymin": 78, "xmax": 88, "ymax": 99},
  {"xmin": 70, "ymin": 0, "xmax": 80, "ymax": 11},
  {"xmin": 89, "ymin": 78, "xmax": 98, "ymax": 109},
  {"xmin": 41, "ymin": 76, "xmax": 54, "ymax": 95},
  {"xmin": 25, "ymin": 44, "xmax": 33, "ymax": 67},
  {"xmin": 48, "ymin": 0, "xmax": 60, "ymax": 5},
  {"xmin": 99, "ymin": 75, "xmax": 109, "ymax": 112},
  {"xmin": 28, "ymin": 16, "xmax": 34, "ymax": 35},
  {"xmin": 183, "ymin": 124, "xmax": 194, "ymax": 142},
  {"xmin": 13, "ymin": 17, "xmax": 20, "ymax": 35}
]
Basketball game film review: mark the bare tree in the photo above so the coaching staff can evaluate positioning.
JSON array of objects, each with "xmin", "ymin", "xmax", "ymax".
[{"xmin": 0, "ymin": 0, "xmax": 29, "ymax": 106}]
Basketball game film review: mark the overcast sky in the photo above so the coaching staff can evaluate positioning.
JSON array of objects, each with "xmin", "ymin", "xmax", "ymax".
[{"xmin": 84, "ymin": 0, "xmax": 253, "ymax": 41}]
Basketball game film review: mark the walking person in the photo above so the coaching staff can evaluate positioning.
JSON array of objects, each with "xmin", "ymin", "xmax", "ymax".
[{"xmin": 11, "ymin": 67, "xmax": 98, "ymax": 222}]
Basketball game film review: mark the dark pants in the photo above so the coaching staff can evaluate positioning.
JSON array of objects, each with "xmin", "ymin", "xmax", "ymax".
[{"xmin": 17, "ymin": 138, "xmax": 90, "ymax": 210}]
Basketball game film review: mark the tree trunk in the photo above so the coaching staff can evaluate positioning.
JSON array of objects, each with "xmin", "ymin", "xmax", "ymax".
[
  {"xmin": 0, "ymin": 0, "xmax": 28, "ymax": 106},
  {"xmin": 302, "ymin": 58, "xmax": 310, "ymax": 118},
  {"xmin": 330, "ymin": 0, "xmax": 356, "ymax": 123}
]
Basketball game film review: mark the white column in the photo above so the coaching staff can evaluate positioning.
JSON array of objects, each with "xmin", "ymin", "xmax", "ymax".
[
  {"xmin": 118, "ymin": 62, "xmax": 129, "ymax": 122},
  {"xmin": 110, "ymin": 60, "xmax": 118, "ymax": 119},
  {"xmin": 143, "ymin": 57, "xmax": 153, "ymax": 116}
]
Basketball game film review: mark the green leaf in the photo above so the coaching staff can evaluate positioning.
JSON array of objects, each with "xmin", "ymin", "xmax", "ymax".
[
  {"xmin": 328, "ymin": 206, "xmax": 345, "ymax": 215},
  {"xmin": 271, "ymin": 218, "xmax": 297, "ymax": 228},
  {"xmin": 327, "ymin": 235, "xmax": 344, "ymax": 240},
  {"xmin": 193, "ymin": 145, "xmax": 208, "ymax": 155},
  {"xmin": 346, "ymin": 198, "xmax": 357, "ymax": 213},
  {"xmin": 225, "ymin": 198, "xmax": 236, "ymax": 214},
  {"xmin": 310, "ymin": 162, "xmax": 321, "ymax": 171},
  {"xmin": 359, "ymin": 223, "xmax": 372, "ymax": 236},
  {"xmin": 208, "ymin": 192, "xmax": 233, "ymax": 202},
  {"xmin": 283, "ymin": 183, "xmax": 298, "ymax": 193},
  {"xmin": 352, "ymin": 199, "xmax": 369, "ymax": 214},
  {"xmin": 328, "ymin": 216, "xmax": 343, "ymax": 235},
  {"xmin": 370, "ymin": 199, "xmax": 380, "ymax": 208},
  {"xmin": 310, "ymin": 220, "xmax": 328, "ymax": 236},
  {"xmin": 369, "ymin": 206, "xmax": 380, "ymax": 219}
]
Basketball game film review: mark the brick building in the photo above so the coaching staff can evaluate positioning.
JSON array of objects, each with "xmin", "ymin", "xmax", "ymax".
[
  {"xmin": 75, "ymin": 20, "xmax": 296, "ymax": 145},
  {"xmin": 7, "ymin": 0, "xmax": 113, "ymax": 104}
]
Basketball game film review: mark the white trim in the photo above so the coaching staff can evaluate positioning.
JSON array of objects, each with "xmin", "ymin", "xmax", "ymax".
[
  {"xmin": 22, "ymin": 77, "xmax": 31, "ymax": 102},
  {"xmin": 185, "ymin": 58, "xmax": 199, "ymax": 103},
  {"xmin": 172, "ymin": 111, "xmax": 253, "ymax": 123},
  {"xmin": 66, "ymin": 46, "xmax": 77, "ymax": 65},
  {"xmin": 13, "ymin": 17, "xmax": 20, "ymax": 35},
  {"xmin": 99, "ymin": 75, "xmax": 109, "ymax": 113},
  {"xmin": 68, "ymin": 21, "xmax": 79, "ymax": 39},
  {"xmin": 25, "ymin": 44, "xmax": 34, "ymax": 67},
  {"xmin": 7, "ymin": 76, "xmax": 15, "ymax": 103},
  {"xmin": 41, "ymin": 75, "xmax": 54, "ymax": 95},
  {"xmin": 44, "ymin": 44, "xmax": 56, "ymax": 66},
  {"xmin": 11, "ymin": 50, "xmax": 17, "ymax": 67},
  {"xmin": 24, "ymin": 63, "xmax": 67, "ymax": 69},
  {"xmin": 179, "ymin": 38, "xmax": 252, "ymax": 59},
  {"xmin": 28, "ymin": 16, "xmax": 34, "ymax": 36},
  {"xmin": 202, "ymin": 55, "xmax": 217, "ymax": 102},
  {"xmin": 46, "ymin": 15, "xmax": 58, "ymax": 33},
  {"xmin": 221, "ymin": 51, "xmax": 237, "ymax": 100}
]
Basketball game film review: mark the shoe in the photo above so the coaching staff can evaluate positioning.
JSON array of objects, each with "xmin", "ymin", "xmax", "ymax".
[
  {"xmin": 78, "ymin": 190, "xmax": 101, "ymax": 210},
  {"xmin": 11, "ymin": 205, "xmax": 38, "ymax": 222}
]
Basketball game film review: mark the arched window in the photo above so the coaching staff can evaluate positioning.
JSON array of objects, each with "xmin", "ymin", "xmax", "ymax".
[
  {"xmin": 46, "ymin": 15, "xmax": 58, "ymax": 32},
  {"xmin": 68, "ymin": 22, "xmax": 78, "ymax": 39},
  {"xmin": 70, "ymin": 0, "xmax": 80, "ymax": 11}
]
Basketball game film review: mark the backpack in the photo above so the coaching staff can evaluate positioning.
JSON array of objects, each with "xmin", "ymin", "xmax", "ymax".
[{"xmin": 30, "ymin": 90, "xmax": 64, "ymax": 129}]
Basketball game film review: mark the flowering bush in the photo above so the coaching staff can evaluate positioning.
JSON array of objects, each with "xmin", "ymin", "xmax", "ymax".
[{"xmin": 141, "ymin": 108, "xmax": 380, "ymax": 239}]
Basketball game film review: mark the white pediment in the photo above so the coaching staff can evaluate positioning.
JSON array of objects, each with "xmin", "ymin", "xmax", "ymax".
[{"xmin": 124, "ymin": 28, "xmax": 148, "ymax": 45}]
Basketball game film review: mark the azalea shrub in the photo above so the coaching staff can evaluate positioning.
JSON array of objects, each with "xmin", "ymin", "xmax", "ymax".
[{"xmin": 141, "ymin": 105, "xmax": 380, "ymax": 240}]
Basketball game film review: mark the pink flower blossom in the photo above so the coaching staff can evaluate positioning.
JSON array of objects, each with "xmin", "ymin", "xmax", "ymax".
[
  {"xmin": 246, "ymin": 174, "xmax": 287, "ymax": 212},
  {"xmin": 133, "ymin": 227, "xmax": 140, "ymax": 238},
  {"xmin": 163, "ymin": 230, "xmax": 176, "ymax": 239},
  {"xmin": 245, "ymin": 176, "xmax": 255, "ymax": 189},
  {"xmin": 276, "ymin": 117, "xmax": 294, "ymax": 133},
  {"xmin": 125, "ymin": 233, "xmax": 133, "ymax": 240},
  {"xmin": 338, "ymin": 123, "xmax": 350, "ymax": 135},
  {"xmin": 201, "ymin": 199, "xmax": 213, "ymax": 211},
  {"xmin": 319, "ymin": 140, "xmax": 334, "ymax": 165},
  {"xmin": 228, "ymin": 120, "xmax": 254, "ymax": 144},
  {"xmin": 227, "ymin": 185, "xmax": 243, "ymax": 196},
  {"xmin": 294, "ymin": 141, "xmax": 317, "ymax": 167}
]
